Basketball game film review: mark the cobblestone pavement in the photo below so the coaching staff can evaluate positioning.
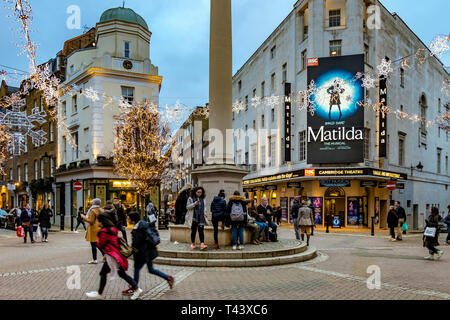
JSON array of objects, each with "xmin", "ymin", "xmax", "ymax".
[{"xmin": 0, "ymin": 226, "xmax": 449, "ymax": 300}]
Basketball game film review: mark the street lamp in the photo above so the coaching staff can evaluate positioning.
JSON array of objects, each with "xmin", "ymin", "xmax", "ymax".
[{"xmin": 410, "ymin": 162, "xmax": 424, "ymax": 175}]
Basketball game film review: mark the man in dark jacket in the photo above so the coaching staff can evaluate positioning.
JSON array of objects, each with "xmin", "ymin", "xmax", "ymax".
[
  {"xmin": 290, "ymin": 196, "xmax": 301, "ymax": 240},
  {"xmin": 210, "ymin": 192, "xmax": 227, "ymax": 249},
  {"xmin": 257, "ymin": 197, "xmax": 277, "ymax": 241},
  {"xmin": 387, "ymin": 205, "xmax": 399, "ymax": 242},
  {"xmin": 114, "ymin": 198, "xmax": 128, "ymax": 242},
  {"xmin": 394, "ymin": 201, "xmax": 406, "ymax": 240},
  {"xmin": 38, "ymin": 203, "xmax": 53, "ymax": 242},
  {"xmin": 103, "ymin": 201, "xmax": 118, "ymax": 227},
  {"xmin": 122, "ymin": 212, "xmax": 174, "ymax": 295},
  {"xmin": 174, "ymin": 184, "xmax": 192, "ymax": 225},
  {"xmin": 20, "ymin": 204, "xmax": 35, "ymax": 243}
]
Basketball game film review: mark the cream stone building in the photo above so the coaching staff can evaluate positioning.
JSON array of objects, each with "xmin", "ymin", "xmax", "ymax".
[
  {"xmin": 55, "ymin": 7, "xmax": 162, "ymax": 227},
  {"xmin": 232, "ymin": 0, "xmax": 449, "ymax": 230}
]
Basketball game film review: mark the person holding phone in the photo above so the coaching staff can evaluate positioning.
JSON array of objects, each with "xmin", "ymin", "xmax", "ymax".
[{"xmin": 186, "ymin": 187, "xmax": 207, "ymax": 250}]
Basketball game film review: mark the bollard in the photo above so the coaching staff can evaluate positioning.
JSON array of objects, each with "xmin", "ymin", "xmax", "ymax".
[{"xmin": 371, "ymin": 216, "xmax": 375, "ymax": 236}]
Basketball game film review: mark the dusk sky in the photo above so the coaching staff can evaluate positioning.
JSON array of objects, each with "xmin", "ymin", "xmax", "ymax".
[{"xmin": 0, "ymin": 0, "xmax": 448, "ymax": 109}]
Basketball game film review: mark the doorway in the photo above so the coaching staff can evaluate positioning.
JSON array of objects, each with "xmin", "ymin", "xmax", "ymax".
[
  {"xmin": 413, "ymin": 204, "xmax": 418, "ymax": 230},
  {"xmin": 324, "ymin": 187, "xmax": 346, "ymax": 227},
  {"xmin": 379, "ymin": 200, "xmax": 388, "ymax": 229}
]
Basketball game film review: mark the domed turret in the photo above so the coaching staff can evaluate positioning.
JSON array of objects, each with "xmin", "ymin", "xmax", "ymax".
[{"xmin": 99, "ymin": 7, "xmax": 149, "ymax": 30}]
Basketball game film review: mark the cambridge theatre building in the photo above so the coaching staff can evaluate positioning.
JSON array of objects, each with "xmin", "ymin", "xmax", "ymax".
[{"xmin": 232, "ymin": 0, "xmax": 449, "ymax": 231}]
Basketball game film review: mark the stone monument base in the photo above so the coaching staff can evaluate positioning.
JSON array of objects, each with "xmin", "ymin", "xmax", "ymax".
[{"xmin": 170, "ymin": 224, "xmax": 253, "ymax": 246}]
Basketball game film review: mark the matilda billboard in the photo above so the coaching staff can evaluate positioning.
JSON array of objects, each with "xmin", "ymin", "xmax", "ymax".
[{"xmin": 307, "ymin": 54, "xmax": 365, "ymax": 164}]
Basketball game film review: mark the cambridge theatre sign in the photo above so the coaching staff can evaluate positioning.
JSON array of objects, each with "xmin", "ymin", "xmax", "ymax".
[
  {"xmin": 307, "ymin": 54, "xmax": 365, "ymax": 164},
  {"xmin": 243, "ymin": 168, "xmax": 408, "ymax": 186}
]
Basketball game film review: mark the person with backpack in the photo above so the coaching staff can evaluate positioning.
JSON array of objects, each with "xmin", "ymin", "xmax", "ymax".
[
  {"xmin": 257, "ymin": 197, "xmax": 277, "ymax": 242},
  {"xmin": 210, "ymin": 191, "xmax": 227, "ymax": 249},
  {"xmin": 290, "ymin": 196, "xmax": 301, "ymax": 240},
  {"xmin": 114, "ymin": 198, "xmax": 128, "ymax": 242},
  {"xmin": 186, "ymin": 186, "xmax": 208, "ymax": 250},
  {"xmin": 121, "ymin": 212, "xmax": 175, "ymax": 295},
  {"xmin": 175, "ymin": 184, "xmax": 192, "ymax": 225},
  {"xmin": 225, "ymin": 191, "xmax": 248, "ymax": 250},
  {"xmin": 444, "ymin": 205, "xmax": 450, "ymax": 245},
  {"xmin": 423, "ymin": 207, "xmax": 444, "ymax": 260},
  {"xmin": 75, "ymin": 207, "xmax": 86, "ymax": 233},
  {"xmin": 103, "ymin": 200, "xmax": 118, "ymax": 228},
  {"xmin": 298, "ymin": 200, "xmax": 314, "ymax": 246},
  {"xmin": 387, "ymin": 205, "xmax": 399, "ymax": 242},
  {"xmin": 86, "ymin": 213, "xmax": 142, "ymax": 300},
  {"xmin": 38, "ymin": 203, "xmax": 53, "ymax": 242}
]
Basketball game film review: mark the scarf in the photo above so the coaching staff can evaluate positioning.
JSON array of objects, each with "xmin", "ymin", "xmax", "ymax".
[{"xmin": 86, "ymin": 205, "xmax": 100, "ymax": 218}]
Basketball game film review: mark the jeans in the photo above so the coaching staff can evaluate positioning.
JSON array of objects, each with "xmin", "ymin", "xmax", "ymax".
[
  {"xmin": 246, "ymin": 223, "xmax": 260, "ymax": 242},
  {"xmin": 40, "ymin": 227, "xmax": 48, "ymax": 240},
  {"xmin": 23, "ymin": 226, "xmax": 33, "ymax": 243},
  {"xmin": 231, "ymin": 225, "xmax": 244, "ymax": 246},
  {"xmin": 389, "ymin": 226, "xmax": 396, "ymax": 239},
  {"xmin": 212, "ymin": 215, "xmax": 224, "ymax": 244},
  {"xmin": 254, "ymin": 222, "xmax": 267, "ymax": 238},
  {"xmin": 134, "ymin": 260, "xmax": 169, "ymax": 285},
  {"xmin": 75, "ymin": 220, "xmax": 86, "ymax": 231},
  {"xmin": 90, "ymin": 242, "xmax": 104, "ymax": 261},
  {"xmin": 447, "ymin": 229, "xmax": 450, "ymax": 243},
  {"xmin": 191, "ymin": 221, "xmax": 205, "ymax": 243},
  {"xmin": 119, "ymin": 226, "xmax": 128, "ymax": 243},
  {"xmin": 99, "ymin": 262, "xmax": 137, "ymax": 295},
  {"xmin": 293, "ymin": 217, "xmax": 301, "ymax": 240}
]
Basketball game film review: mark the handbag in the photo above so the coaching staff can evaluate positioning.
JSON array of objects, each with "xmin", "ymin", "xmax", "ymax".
[
  {"xmin": 402, "ymin": 222, "xmax": 408, "ymax": 231},
  {"xmin": 118, "ymin": 237, "xmax": 133, "ymax": 258},
  {"xmin": 22, "ymin": 221, "xmax": 31, "ymax": 228},
  {"xmin": 423, "ymin": 227, "xmax": 436, "ymax": 238}
]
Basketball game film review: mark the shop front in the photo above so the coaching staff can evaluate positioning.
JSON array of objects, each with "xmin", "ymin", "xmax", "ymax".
[{"xmin": 243, "ymin": 167, "xmax": 407, "ymax": 229}]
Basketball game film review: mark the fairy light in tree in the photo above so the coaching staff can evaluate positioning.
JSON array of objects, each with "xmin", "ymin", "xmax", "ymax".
[
  {"xmin": 429, "ymin": 35, "xmax": 450, "ymax": 57},
  {"xmin": 0, "ymin": 125, "xmax": 11, "ymax": 175}
]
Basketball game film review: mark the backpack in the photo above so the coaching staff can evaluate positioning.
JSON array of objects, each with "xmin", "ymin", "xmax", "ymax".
[
  {"xmin": 146, "ymin": 225, "xmax": 161, "ymax": 247},
  {"xmin": 230, "ymin": 202, "xmax": 245, "ymax": 222},
  {"xmin": 118, "ymin": 237, "xmax": 133, "ymax": 258}
]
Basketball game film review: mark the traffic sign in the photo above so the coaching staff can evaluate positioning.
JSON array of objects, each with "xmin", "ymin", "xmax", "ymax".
[
  {"xmin": 73, "ymin": 181, "xmax": 83, "ymax": 191},
  {"xmin": 386, "ymin": 181, "xmax": 396, "ymax": 191}
]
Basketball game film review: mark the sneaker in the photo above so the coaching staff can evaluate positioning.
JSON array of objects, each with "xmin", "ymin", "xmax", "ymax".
[
  {"xmin": 200, "ymin": 243, "xmax": 208, "ymax": 250},
  {"xmin": 88, "ymin": 260, "xmax": 98, "ymax": 264},
  {"xmin": 130, "ymin": 288, "xmax": 143, "ymax": 300},
  {"xmin": 437, "ymin": 251, "xmax": 444, "ymax": 260},
  {"xmin": 389, "ymin": 238, "xmax": 396, "ymax": 242},
  {"xmin": 424, "ymin": 254, "xmax": 434, "ymax": 260},
  {"xmin": 86, "ymin": 291, "xmax": 102, "ymax": 299},
  {"xmin": 45, "ymin": 239, "xmax": 48, "ymax": 242},
  {"xmin": 191, "ymin": 243, "xmax": 196, "ymax": 250},
  {"xmin": 232, "ymin": 245, "xmax": 237, "ymax": 250},
  {"xmin": 167, "ymin": 276, "xmax": 175, "ymax": 289},
  {"xmin": 74, "ymin": 231, "xmax": 79, "ymax": 234},
  {"xmin": 238, "ymin": 245, "xmax": 244, "ymax": 250},
  {"xmin": 122, "ymin": 287, "xmax": 134, "ymax": 295}
]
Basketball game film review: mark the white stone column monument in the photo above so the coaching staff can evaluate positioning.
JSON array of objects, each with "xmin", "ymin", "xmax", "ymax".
[{"xmin": 191, "ymin": 0, "xmax": 248, "ymax": 209}]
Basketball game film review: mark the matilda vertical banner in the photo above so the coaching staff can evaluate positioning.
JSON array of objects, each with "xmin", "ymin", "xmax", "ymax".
[
  {"xmin": 378, "ymin": 77, "xmax": 387, "ymax": 157},
  {"xmin": 307, "ymin": 54, "xmax": 365, "ymax": 164},
  {"xmin": 284, "ymin": 82, "xmax": 292, "ymax": 162}
]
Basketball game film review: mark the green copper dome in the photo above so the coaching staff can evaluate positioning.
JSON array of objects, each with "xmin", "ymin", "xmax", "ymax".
[{"xmin": 99, "ymin": 7, "xmax": 149, "ymax": 30}]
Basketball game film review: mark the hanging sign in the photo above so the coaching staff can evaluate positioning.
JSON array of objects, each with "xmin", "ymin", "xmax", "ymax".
[
  {"xmin": 378, "ymin": 75, "xmax": 387, "ymax": 157},
  {"xmin": 284, "ymin": 82, "xmax": 292, "ymax": 162}
]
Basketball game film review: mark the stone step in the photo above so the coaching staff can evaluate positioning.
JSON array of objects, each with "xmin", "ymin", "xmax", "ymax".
[
  {"xmin": 158, "ymin": 241, "xmax": 307, "ymax": 260},
  {"xmin": 154, "ymin": 246, "xmax": 317, "ymax": 267}
]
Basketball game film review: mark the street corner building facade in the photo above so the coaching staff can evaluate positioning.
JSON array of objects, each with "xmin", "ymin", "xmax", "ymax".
[
  {"xmin": 54, "ymin": 7, "xmax": 162, "ymax": 228},
  {"xmin": 232, "ymin": 0, "xmax": 449, "ymax": 231}
]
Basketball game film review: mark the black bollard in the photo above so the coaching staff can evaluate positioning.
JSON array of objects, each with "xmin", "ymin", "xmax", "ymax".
[
  {"xmin": 371, "ymin": 216, "xmax": 375, "ymax": 236},
  {"xmin": 326, "ymin": 215, "xmax": 330, "ymax": 233}
]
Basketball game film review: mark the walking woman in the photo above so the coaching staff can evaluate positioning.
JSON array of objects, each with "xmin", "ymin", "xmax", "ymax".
[
  {"xmin": 74, "ymin": 207, "xmax": 86, "ymax": 233},
  {"xmin": 423, "ymin": 207, "xmax": 444, "ymax": 260},
  {"xmin": 387, "ymin": 205, "xmax": 398, "ymax": 242},
  {"xmin": 20, "ymin": 204, "xmax": 35, "ymax": 244},
  {"xmin": 186, "ymin": 186, "xmax": 208, "ymax": 250},
  {"xmin": 81, "ymin": 198, "xmax": 104, "ymax": 264},
  {"xmin": 122, "ymin": 212, "xmax": 175, "ymax": 295},
  {"xmin": 86, "ymin": 213, "xmax": 142, "ymax": 300},
  {"xmin": 39, "ymin": 203, "xmax": 53, "ymax": 242},
  {"xmin": 225, "ymin": 191, "xmax": 248, "ymax": 250}
]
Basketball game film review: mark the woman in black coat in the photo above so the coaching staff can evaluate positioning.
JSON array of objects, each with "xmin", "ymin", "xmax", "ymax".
[
  {"xmin": 387, "ymin": 205, "xmax": 398, "ymax": 242},
  {"xmin": 423, "ymin": 207, "xmax": 444, "ymax": 260},
  {"xmin": 38, "ymin": 203, "xmax": 53, "ymax": 242},
  {"xmin": 121, "ymin": 212, "xmax": 174, "ymax": 295}
]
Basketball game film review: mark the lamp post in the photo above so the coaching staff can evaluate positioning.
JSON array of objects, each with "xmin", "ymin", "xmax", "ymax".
[{"xmin": 410, "ymin": 162, "xmax": 424, "ymax": 176}]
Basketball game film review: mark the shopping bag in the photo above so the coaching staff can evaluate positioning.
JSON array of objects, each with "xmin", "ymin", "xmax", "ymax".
[
  {"xmin": 402, "ymin": 222, "xmax": 408, "ymax": 231},
  {"xmin": 36, "ymin": 226, "xmax": 42, "ymax": 239},
  {"xmin": 423, "ymin": 227, "xmax": 436, "ymax": 238},
  {"xmin": 17, "ymin": 226, "xmax": 24, "ymax": 238}
]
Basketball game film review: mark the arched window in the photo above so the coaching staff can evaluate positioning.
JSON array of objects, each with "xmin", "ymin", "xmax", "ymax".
[
  {"xmin": 324, "ymin": 187, "xmax": 345, "ymax": 198},
  {"xmin": 420, "ymin": 94, "xmax": 427, "ymax": 134}
]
